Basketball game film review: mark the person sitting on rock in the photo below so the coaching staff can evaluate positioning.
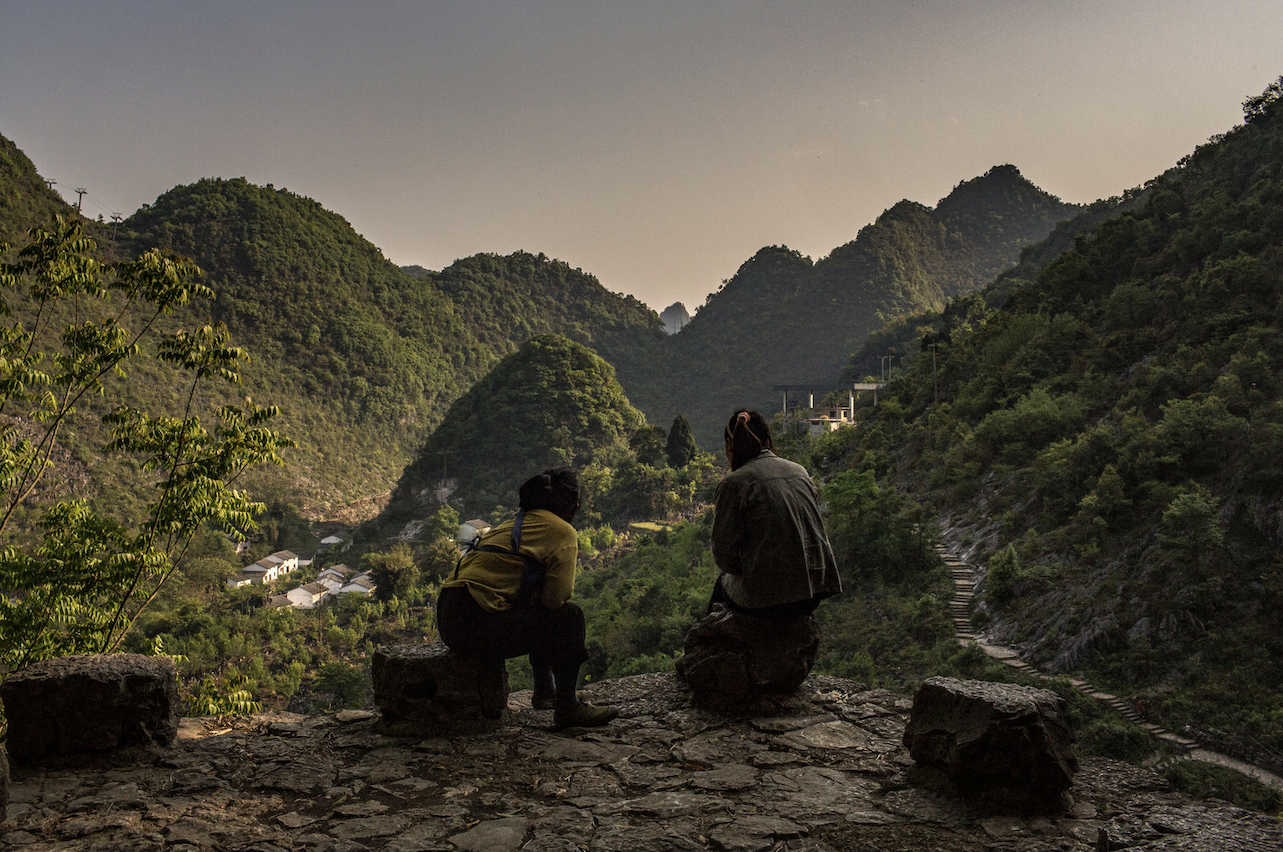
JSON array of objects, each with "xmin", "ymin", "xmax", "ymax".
[
  {"xmin": 436, "ymin": 466, "xmax": 618, "ymax": 729},
  {"xmin": 709, "ymin": 409, "xmax": 842, "ymax": 617}
]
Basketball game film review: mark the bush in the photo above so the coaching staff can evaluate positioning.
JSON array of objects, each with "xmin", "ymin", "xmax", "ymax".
[{"xmin": 1163, "ymin": 760, "xmax": 1281, "ymax": 813}]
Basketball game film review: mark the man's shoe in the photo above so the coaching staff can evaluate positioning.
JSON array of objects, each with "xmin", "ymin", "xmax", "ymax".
[
  {"xmin": 531, "ymin": 691, "xmax": 557, "ymax": 710},
  {"xmin": 553, "ymin": 701, "xmax": 619, "ymax": 730}
]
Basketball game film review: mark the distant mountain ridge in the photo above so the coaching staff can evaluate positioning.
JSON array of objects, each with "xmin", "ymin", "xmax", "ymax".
[
  {"xmin": 0, "ymin": 131, "xmax": 1079, "ymax": 510},
  {"xmin": 663, "ymin": 164, "xmax": 1079, "ymax": 445}
]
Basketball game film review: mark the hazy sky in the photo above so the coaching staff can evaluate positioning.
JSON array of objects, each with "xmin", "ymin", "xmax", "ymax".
[{"xmin": 3, "ymin": 2, "xmax": 1280, "ymax": 313}]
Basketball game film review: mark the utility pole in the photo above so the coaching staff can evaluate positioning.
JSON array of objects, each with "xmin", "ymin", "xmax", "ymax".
[
  {"xmin": 111, "ymin": 213, "xmax": 121, "ymax": 241},
  {"xmin": 44, "ymin": 179, "xmax": 56, "ymax": 191},
  {"xmin": 440, "ymin": 449, "xmax": 450, "ymax": 481},
  {"xmin": 74, "ymin": 187, "xmax": 87, "ymax": 214}
]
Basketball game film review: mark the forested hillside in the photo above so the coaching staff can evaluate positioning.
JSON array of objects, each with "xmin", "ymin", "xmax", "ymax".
[
  {"xmin": 115, "ymin": 179, "xmax": 669, "ymax": 513},
  {"xmin": 119, "ymin": 178, "xmax": 489, "ymax": 509},
  {"xmin": 664, "ymin": 165, "xmax": 1079, "ymax": 447},
  {"xmin": 823, "ymin": 78, "xmax": 1283, "ymax": 754},
  {"xmin": 0, "ymin": 136, "xmax": 73, "ymax": 244},
  {"xmin": 383, "ymin": 334, "xmax": 647, "ymax": 527},
  {"xmin": 430, "ymin": 252, "xmax": 669, "ymax": 418}
]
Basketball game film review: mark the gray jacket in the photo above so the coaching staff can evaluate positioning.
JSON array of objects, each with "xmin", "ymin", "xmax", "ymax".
[{"xmin": 711, "ymin": 451, "xmax": 841, "ymax": 610}]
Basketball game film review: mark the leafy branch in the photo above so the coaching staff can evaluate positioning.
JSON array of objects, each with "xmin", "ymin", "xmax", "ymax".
[{"xmin": 0, "ymin": 216, "xmax": 292, "ymax": 670}]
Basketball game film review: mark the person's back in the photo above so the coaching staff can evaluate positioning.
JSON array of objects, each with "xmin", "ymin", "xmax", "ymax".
[
  {"xmin": 708, "ymin": 409, "xmax": 841, "ymax": 616},
  {"xmin": 436, "ymin": 466, "xmax": 617, "ymax": 728},
  {"xmin": 712, "ymin": 449, "xmax": 840, "ymax": 611}
]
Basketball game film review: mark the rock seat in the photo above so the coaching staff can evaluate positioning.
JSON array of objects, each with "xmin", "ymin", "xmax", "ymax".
[
  {"xmin": 371, "ymin": 642, "xmax": 509, "ymax": 734},
  {"xmin": 677, "ymin": 605, "xmax": 821, "ymax": 709},
  {"xmin": 903, "ymin": 675, "xmax": 1077, "ymax": 811},
  {"xmin": 0, "ymin": 653, "xmax": 181, "ymax": 767}
]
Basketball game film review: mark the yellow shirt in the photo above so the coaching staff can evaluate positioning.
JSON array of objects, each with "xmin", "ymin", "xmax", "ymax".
[{"xmin": 443, "ymin": 509, "xmax": 579, "ymax": 612}]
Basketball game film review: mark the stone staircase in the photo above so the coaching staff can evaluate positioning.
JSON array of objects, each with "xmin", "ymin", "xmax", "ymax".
[{"xmin": 936, "ymin": 543, "xmax": 1201, "ymax": 756}]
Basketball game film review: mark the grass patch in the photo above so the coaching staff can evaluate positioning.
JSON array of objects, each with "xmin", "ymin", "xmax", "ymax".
[{"xmin": 1162, "ymin": 760, "xmax": 1282, "ymax": 814}]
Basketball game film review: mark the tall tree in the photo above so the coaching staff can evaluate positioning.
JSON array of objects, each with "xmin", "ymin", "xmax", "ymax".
[
  {"xmin": 0, "ymin": 217, "xmax": 290, "ymax": 670},
  {"xmin": 666, "ymin": 415, "xmax": 698, "ymax": 468}
]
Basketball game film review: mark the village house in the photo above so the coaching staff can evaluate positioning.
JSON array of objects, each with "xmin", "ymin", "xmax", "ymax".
[
  {"xmin": 236, "ymin": 561, "xmax": 277, "ymax": 585},
  {"xmin": 261, "ymin": 550, "xmax": 301, "ymax": 576},
  {"xmin": 338, "ymin": 574, "xmax": 377, "ymax": 597},
  {"xmin": 316, "ymin": 564, "xmax": 354, "ymax": 593},
  {"xmin": 225, "ymin": 550, "xmax": 305, "ymax": 589},
  {"xmin": 284, "ymin": 582, "xmax": 330, "ymax": 610},
  {"xmin": 318, "ymin": 534, "xmax": 347, "ymax": 554}
]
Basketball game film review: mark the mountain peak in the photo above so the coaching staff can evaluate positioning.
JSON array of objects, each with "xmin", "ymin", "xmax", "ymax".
[{"xmin": 935, "ymin": 164, "xmax": 1067, "ymax": 221}]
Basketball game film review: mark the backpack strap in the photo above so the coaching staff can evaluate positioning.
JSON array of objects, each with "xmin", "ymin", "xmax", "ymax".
[{"xmin": 454, "ymin": 510, "xmax": 548, "ymax": 606}]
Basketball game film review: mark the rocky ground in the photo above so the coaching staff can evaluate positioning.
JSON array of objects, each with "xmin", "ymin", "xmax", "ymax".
[{"xmin": 3, "ymin": 673, "xmax": 1281, "ymax": 851}]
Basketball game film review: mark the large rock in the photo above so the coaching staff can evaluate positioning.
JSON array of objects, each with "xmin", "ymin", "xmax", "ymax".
[
  {"xmin": 371, "ymin": 643, "xmax": 508, "ymax": 734},
  {"xmin": 903, "ymin": 676, "xmax": 1077, "ymax": 809},
  {"xmin": 677, "ymin": 606, "xmax": 820, "ymax": 709},
  {"xmin": 0, "ymin": 653, "xmax": 181, "ymax": 766}
]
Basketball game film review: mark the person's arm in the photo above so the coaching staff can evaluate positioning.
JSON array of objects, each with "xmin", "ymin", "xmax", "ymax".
[
  {"xmin": 711, "ymin": 478, "xmax": 744, "ymax": 575},
  {"xmin": 538, "ymin": 521, "xmax": 578, "ymax": 609}
]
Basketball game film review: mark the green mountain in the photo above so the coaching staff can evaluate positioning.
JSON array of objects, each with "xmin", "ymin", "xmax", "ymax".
[
  {"xmin": 661, "ymin": 165, "xmax": 1080, "ymax": 447},
  {"xmin": 829, "ymin": 78, "xmax": 1283, "ymax": 752},
  {"xmin": 119, "ymin": 177, "xmax": 490, "ymax": 510},
  {"xmin": 0, "ymin": 133, "xmax": 1085, "ymax": 520},
  {"xmin": 0, "ymin": 136, "xmax": 73, "ymax": 244},
  {"xmin": 430, "ymin": 252, "xmax": 669, "ymax": 417},
  {"xmin": 112, "ymin": 178, "xmax": 667, "ymax": 516},
  {"xmin": 384, "ymin": 333, "xmax": 646, "ymax": 525}
]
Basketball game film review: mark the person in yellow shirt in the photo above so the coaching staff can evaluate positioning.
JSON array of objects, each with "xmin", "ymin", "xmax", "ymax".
[{"xmin": 437, "ymin": 466, "xmax": 618, "ymax": 729}]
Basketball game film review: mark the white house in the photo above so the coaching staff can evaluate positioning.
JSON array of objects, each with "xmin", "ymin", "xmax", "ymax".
[
  {"xmin": 338, "ymin": 574, "xmax": 377, "ymax": 597},
  {"xmin": 285, "ymin": 582, "xmax": 329, "ymax": 610},
  {"xmin": 239, "ymin": 562, "xmax": 278, "ymax": 584},
  {"xmin": 225, "ymin": 573, "xmax": 255, "ymax": 589},
  {"xmin": 262, "ymin": 550, "xmax": 301, "ymax": 575},
  {"xmin": 316, "ymin": 564, "xmax": 354, "ymax": 593}
]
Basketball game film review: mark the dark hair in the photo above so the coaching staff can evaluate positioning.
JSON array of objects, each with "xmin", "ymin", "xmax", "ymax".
[
  {"xmin": 724, "ymin": 409, "xmax": 773, "ymax": 470},
  {"xmin": 518, "ymin": 466, "xmax": 581, "ymax": 522}
]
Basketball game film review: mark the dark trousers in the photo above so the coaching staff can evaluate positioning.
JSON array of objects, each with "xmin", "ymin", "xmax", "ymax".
[{"xmin": 437, "ymin": 586, "xmax": 587, "ymax": 705}]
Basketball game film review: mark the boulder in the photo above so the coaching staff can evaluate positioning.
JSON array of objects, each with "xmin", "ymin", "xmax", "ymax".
[
  {"xmin": 371, "ymin": 643, "xmax": 508, "ymax": 734},
  {"xmin": 677, "ymin": 606, "xmax": 820, "ymax": 709},
  {"xmin": 903, "ymin": 676, "xmax": 1077, "ymax": 809},
  {"xmin": 0, "ymin": 653, "xmax": 181, "ymax": 766}
]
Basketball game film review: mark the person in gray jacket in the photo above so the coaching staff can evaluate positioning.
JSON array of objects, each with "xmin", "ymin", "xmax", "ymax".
[{"xmin": 709, "ymin": 409, "xmax": 842, "ymax": 617}]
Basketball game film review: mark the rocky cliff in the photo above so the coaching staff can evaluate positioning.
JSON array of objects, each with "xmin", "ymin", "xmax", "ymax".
[{"xmin": 3, "ymin": 673, "xmax": 1280, "ymax": 851}]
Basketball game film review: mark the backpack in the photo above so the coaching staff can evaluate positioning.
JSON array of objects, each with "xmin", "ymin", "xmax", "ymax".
[{"xmin": 456, "ymin": 510, "xmax": 547, "ymax": 607}]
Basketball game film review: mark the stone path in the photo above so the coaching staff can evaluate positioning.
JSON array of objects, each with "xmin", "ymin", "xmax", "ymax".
[
  {"xmin": 937, "ymin": 544, "xmax": 1283, "ymax": 795},
  {"xmin": 6, "ymin": 672, "xmax": 1283, "ymax": 851}
]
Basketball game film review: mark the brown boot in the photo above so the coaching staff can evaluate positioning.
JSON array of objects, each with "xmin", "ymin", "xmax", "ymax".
[{"xmin": 552, "ymin": 701, "xmax": 619, "ymax": 730}]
